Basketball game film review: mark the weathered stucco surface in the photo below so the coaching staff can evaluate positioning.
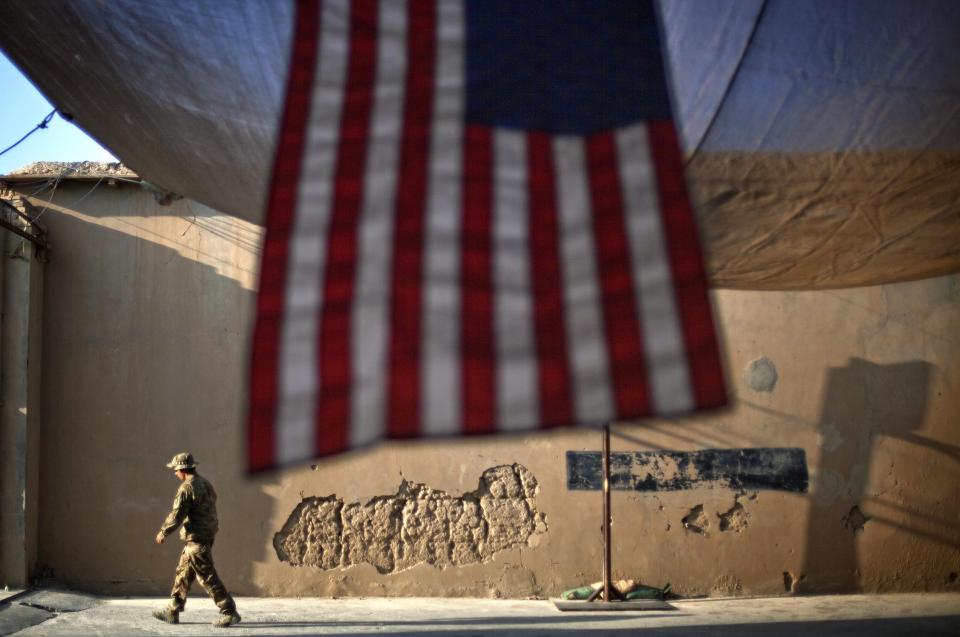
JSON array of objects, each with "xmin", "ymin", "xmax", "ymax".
[
  {"xmin": 274, "ymin": 465, "xmax": 546, "ymax": 574},
  {"xmin": 17, "ymin": 181, "xmax": 960, "ymax": 598},
  {"xmin": 0, "ymin": 199, "xmax": 44, "ymax": 588}
]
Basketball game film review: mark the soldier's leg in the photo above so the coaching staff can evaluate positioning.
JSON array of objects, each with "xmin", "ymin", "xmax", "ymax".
[
  {"xmin": 190, "ymin": 543, "xmax": 237, "ymax": 615},
  {"xmin": 170, "ymin": 543, "xmax": 199, "ymax": 612}
]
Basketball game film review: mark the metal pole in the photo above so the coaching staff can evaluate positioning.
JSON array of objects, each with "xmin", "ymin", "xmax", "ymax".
[
  {"xmin": 602, "ymin": 422, "xmax": 612, "ymax": 602},
  {"xmin": 556, "ymin": 422, "xmax": 677, "ymax": 611}
]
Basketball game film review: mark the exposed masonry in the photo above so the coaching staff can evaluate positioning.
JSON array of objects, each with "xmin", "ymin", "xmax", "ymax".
[
  {"xmin": 718, "ymin": 500, "xmax": 750, "ymax": 533},
  {"xmin": 681, "ymin": 494, "xmax": 756, "ymax": 536},
  {"xmin": 274, "ymin": 464, "xmax": 547, "ymax": 574}
]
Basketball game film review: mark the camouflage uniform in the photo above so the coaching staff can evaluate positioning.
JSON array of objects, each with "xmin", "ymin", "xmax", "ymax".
[{"xmin": 158, "ymin": 461, "xmax": 237, "ymax": 617}]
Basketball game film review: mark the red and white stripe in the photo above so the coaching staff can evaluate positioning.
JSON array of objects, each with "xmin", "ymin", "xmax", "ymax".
[
  {"xmin": 419, "ymin": 0, "xmax": 465, "ymax": 437},
  {"xmin": 248, "ymin": 0, "xmax": 725, "ymax": 471}
]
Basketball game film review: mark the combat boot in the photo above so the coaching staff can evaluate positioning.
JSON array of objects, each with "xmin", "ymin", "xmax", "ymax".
[
  {"xmin": 213, "ymin": 611, "xmax": 242, "ymax": 628},
  {"xmin": 151, "ymin": 608, "xmax": 179, "ymax": 624}
]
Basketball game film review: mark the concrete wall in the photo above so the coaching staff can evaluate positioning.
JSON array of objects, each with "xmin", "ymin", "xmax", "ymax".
[
  {"xmin": 21, "ymin": 181, "xmax": 960, "ymax": 597},
  {"xmin": 0, "ymin": 206, "xmax": 44, "ymax": 589}
]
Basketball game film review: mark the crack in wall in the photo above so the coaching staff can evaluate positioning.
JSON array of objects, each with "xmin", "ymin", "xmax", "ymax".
[
  {"xmin": 274, "ymin": 464, "xmax": 547, "ymax": 574},
  {"xmin": 783, "ymin": 571, "xmax": 805, "ymax": 593}
]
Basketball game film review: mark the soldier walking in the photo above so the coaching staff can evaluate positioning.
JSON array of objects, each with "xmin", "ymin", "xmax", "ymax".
[{"xmin": 152, "ymin": 452, "xmax": 242, "ymax": 628}]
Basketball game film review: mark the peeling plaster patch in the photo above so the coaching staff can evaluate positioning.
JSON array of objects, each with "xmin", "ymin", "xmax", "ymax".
[
  {"xmin": 842, "ymin": 505, "xmax": 870, "ymax": 534},
  {"xmin": 274, "ymin": 496, "xmax": 343, "ymax": 570},
  {"xmin": 718, "ymin": 501, "xmax": 750, "ymax": 533},
  {"xmin": 274, "ymin": 464, "xmax": 546, "ymax": 574},
  {"xmin": 342, "ymin": 497, "xmax": 403, "ymax": 573},
  {"xmin": 681, "ymin": 504, "xmax": 709, "ymax": 535},
  {"xmin": 745, "ymin": 357, "xmax": 778, "ymax": 393}
]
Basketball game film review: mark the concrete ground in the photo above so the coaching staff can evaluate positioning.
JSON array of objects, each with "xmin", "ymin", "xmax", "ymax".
[{"xmin": 2, "ymin": 591, "xmax": 958, "ymax": 636}]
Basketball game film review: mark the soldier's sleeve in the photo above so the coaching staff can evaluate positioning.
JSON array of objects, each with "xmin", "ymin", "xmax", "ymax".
[{"xmin": 159, "ymin": 484, "xmax": 191, "ymax": 538}]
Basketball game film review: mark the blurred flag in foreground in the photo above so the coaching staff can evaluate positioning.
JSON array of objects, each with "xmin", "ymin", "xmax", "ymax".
[{"xmin": 248, "ymin": 0, "xmax": 726, "ymax": 472}]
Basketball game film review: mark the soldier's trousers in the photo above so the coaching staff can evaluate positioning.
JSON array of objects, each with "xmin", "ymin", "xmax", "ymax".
[{"xmin": 169, "ymin": 541, "xmax": 236, "ymax": 615}]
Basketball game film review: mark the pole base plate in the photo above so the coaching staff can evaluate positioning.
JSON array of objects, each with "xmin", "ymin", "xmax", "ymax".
[{"xmin": 553, "ymin": 599, "xmax": 676, "ymax": 612}]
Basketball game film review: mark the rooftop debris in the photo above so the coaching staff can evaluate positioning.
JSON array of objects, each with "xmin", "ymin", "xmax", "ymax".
[{"xmin": 5, "ymin": 161, "xmax": 137, "ymax": 178}]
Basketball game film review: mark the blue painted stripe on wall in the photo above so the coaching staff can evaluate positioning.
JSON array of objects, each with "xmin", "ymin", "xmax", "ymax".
[{"xmin": 567, "ymin": 448, "xmax": 809, "ymax": 492}]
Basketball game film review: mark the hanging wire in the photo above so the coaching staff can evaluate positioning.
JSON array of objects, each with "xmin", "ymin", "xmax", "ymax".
[
  {"xmin": 32, "ymin": 174, "xmax": 107, "ymax": 223},
  {"xmin": 30, "ymin": 170, "xmax": 64, "ymax": 222},
  {"xmin": 0, "ymin": 109, "xmax": 57, "ymax": 158},
  {"xmin": 65, "ymin": 175, "xmax": 105, "ymax": 208},
  {"xmin": 29, "ymin": 180, "xmax": 56, "ymax": 196}
]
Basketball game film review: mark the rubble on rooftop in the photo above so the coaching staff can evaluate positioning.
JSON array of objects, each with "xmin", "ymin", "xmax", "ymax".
[{"xmin": 5, "ymin": 161, "xmax": 137, "ymax": 178}]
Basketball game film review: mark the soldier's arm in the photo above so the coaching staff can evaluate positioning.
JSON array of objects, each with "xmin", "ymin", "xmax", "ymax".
[{"xmin": 158, "ymin": 485, "xmax": 190, "ymax": 538}]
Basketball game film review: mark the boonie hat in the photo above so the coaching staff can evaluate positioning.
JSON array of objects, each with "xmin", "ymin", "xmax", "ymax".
[{"xmin": 166, "ymin": 452, "xmax": 197, "ymax": 470}]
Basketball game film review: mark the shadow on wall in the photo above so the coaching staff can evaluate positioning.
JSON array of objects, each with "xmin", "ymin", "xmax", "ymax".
[
  {"xmin": 34, "ymin": 189, "xmax": 278, "ymax": 595},
  {"xmin": 799, "ymin": 358, "xmax": 946, "ymax": 593}
]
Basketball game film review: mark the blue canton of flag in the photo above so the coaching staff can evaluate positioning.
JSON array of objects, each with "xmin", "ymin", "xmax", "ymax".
[{"xmin": 465, "ymin": 0, "xmax": 672, "ymax": 132}]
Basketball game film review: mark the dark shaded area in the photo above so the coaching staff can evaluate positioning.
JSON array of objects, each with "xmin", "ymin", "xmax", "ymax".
[
  {"xmin": 29, "ymin": 184, "xmax": 278, "ymax": 596},
  {"xmin": 801, "ymin": 358, "xmax": 935, "ymax": 593},
  {"xmin": 566, "ymin": 448, "xmax": 808, "ymax": 492},
  {"xmin": 0, "ymin": 602, "xmax": 52, "ymax": 635}
]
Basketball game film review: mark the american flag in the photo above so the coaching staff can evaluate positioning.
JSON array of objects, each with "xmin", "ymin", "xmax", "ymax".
[{"xmin": 248, "ymin": 0, "xmax": 726, "ymax": 472}]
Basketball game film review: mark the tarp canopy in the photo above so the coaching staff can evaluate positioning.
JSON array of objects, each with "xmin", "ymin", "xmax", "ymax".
[{"xmin": 1, "ymin": 0, "xmax": 957, "ymax": 289}]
